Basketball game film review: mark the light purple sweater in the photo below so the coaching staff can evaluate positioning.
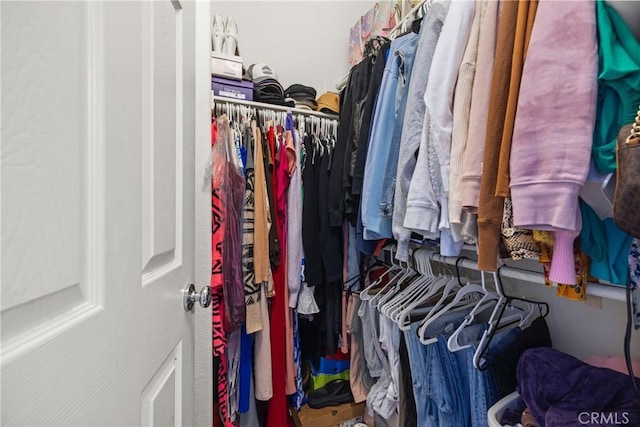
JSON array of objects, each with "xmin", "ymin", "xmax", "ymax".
[{"xmin": 510, "ymin": 0, "xmax": 598, "ymax": 284}]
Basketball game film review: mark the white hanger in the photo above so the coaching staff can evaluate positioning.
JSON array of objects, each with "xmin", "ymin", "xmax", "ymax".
[
  {"xmin": 370, "ymin": 257, "xmax": 415, "ymax": 308},
  {"xmin": 378, "ymin": 252, "xmax": 428, "ymax": 317},
  {"xmin": 464, "ymin": 268, "xmax": 526, "ymax": 365},
  {"xmin": 381, "ymin": 249, "xmax": 434, "ymax": 319},
  {"xmin": 446, "ymin": 283, "xmax": 499, "ymax": 351},
  {"xmin": 398, "ymin": 260, "xmax": 463, "ymax": 330},
  {"xmin": 471, "ymin": 300, "xmax": 525, "ymax": 368},
  {"xmin": 376, "ymin": 269, "xmax": 419, "ymax": 314},
  {"xmin": 385, "ymin": 251, "xmax": 442, "ymax": 324},
  {"xmin": 359, "ymin": 246, "xmax": 401, "ymax": 302},
  {"xmin": 418, "ymin": 271, "xmax": 492, "ymax": 345}
]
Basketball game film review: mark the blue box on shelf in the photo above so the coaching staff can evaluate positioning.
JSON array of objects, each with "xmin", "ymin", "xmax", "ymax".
[{"xmin": 212, "ymin": 76, "xmax": 253, "ymax": 102}]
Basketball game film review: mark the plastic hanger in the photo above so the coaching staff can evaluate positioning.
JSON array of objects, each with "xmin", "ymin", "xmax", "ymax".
[
  {"xmin": 389, "ymin": 252, "xmax": 449, "ymax": 324},
  {"xmin": 418, "ymin": 271, "xmax": 492, "ymax": 345},
  {"xmin": 370, "ymin": 257, "xmax": 415, "ymax": 308},
  {"xmin": 381, "ymin": 250, "xmax": 435, "ymax": 320},
  {"xmin": 447, "ymin": 301, "xmax": 498, "ymax": 351},
  {"xmin": 472, "ymin": 267, "xmax": 549, "ymax": 369},
  {"xmin": 359, "ymin": 247, "xmax": 401, "ymax": 302},
  {"xmin": 445, "ymin": 267, "xmax": 513, "ymax": 351},
  {"xmin": 397, "ymin": 256, "xmax": 466, "ymax": 330},
  {"xmin": 420, "ymin": 268, "xmax": 487, "ymax": 330},
  {"xmin": 376, "ymin": 268, "xmax": 420, "ymax": 314},
  {"xmin": 381, "ymin": 252, "xmax": 437, "ymax": 319},
  {"xmin": 366, "ymin": 266, "xmax": 405, "ymax": 306},
  {"xmin": 369, "ymin": 249, "xmax": 415, "ymax": 308}
]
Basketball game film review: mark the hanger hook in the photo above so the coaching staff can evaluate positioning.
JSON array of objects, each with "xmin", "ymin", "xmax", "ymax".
[{"xmin": 455, "ymin": 256, "xmax": 468, "ymax": 287}]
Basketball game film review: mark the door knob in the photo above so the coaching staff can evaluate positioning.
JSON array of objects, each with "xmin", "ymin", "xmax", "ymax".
[{"xmin": 183, "ymin": 284, "xmax": 212, "ymax": 311}]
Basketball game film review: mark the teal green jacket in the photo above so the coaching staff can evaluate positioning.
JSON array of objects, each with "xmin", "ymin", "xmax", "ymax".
[{"xmin": 592, "ymin": 0, "xmax": 640, "ymax": 174}]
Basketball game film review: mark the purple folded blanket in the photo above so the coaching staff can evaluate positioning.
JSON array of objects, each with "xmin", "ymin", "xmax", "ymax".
[{"xmin": 517, "ymin": 348, "xmax": 640, "ymax": 427}]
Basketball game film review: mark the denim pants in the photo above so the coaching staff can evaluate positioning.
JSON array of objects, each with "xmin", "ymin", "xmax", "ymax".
[
  {"xmin": 404, "ymin": 323, "xmax": 437, "ymax": 427},
  {"xmin": 454, "ymin": 323, "xmax": 501, "ymax": 427},
  {"xmin": 476, "ymin": 326, "xmax": 521, "ymax": 371},
  {"xmin": 405, "ymin": 315, "xmax": 503, "ymax": 427},
  {"xmin": 403, "ymin": 311, "xmax": 471, "ymax": 427}
]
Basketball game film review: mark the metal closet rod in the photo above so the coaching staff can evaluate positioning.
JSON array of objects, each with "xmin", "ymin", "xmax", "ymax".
[
  {"xmin": 389, "ymin": 244, "xmax": 626, "ymax": 302},
  {"xmin": 212, "ymin": 96, "xmax": 339, "ymax": 120},
  {"xmin": 434, "ymin": 255, "xmax": 626, "ymax": 302}
]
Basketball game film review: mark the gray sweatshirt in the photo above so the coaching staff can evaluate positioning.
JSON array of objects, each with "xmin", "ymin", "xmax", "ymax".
[
  {"xmin": 405, "ymin": 0, "xmax": 476, "ymax": 259},
  {"xmin": 392, "ymin": 0, "xmax": 450, "ymax": 262}
]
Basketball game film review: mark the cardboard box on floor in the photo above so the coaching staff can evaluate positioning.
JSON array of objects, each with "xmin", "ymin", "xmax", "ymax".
[{"xmin": 291, "ymin": 402, "xmax": 365, "ymax": 427}]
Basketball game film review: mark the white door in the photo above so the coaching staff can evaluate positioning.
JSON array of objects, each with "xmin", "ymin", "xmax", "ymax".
[{"xmin": 1, "ymin": 1, "xmax": 210, "ymax": 425}]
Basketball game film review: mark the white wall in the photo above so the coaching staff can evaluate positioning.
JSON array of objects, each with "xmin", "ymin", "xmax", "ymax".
[
  {"xmin": 211, "ymin": 1, "xmax": 371, "ymax": 94},
  {"xmin": 502, "ymin": 278, "xmax": 640, "ymax": 362}
]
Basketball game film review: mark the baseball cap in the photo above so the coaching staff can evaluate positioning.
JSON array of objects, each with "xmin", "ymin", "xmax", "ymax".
[
  {"xmin": 316, "ymin": 92, "xmax": 340, "ymax": 114},
  {"xmin": 245, "ymin": 63, "xmax": 279, "ymax": 83}
]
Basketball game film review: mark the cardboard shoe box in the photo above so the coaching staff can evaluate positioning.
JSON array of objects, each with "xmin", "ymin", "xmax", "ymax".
[
  {"xmin": 211, "ymin": 77, "xmax": 253, "ymax": 101},
  {"xmin": 211, "ymin": 52, "xmax": 243, "ymax": 81},
  {"xmin": 291, "ymin": 402, "xmax": 365, "ymax": 427}
]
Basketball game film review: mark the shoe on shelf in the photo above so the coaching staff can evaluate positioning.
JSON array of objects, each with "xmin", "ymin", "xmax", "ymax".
[
  {"xmin": 212, "ymin": 14, "xmax": 224, "ymax": 52},
  {"xmin": 223, "ymin": 16, "xmax": 238, "ymax": 56},
  {"xmin": 306, "ymin": 379, "xmax": 354, "ymax": 409}
]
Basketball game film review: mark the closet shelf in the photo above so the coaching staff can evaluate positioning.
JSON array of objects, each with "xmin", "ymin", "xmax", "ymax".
[{"xmin": 212, "ymin": 96, "xmax": 339, "ymax": 119}]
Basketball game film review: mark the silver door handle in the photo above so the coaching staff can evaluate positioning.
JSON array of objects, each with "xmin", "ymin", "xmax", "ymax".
[{"xmin": 183, "ymin": 284, "xmax": 212, "ymax": 311}]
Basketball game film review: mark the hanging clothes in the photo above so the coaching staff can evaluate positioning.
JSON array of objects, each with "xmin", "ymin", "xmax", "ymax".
[
  {"xmin": 393, "ymin": 0, "xmax": 450, "ymax": 262},
  {"xmin": 266, "ymin": 123, "xmax": 292, "ymax": 427},
  {"xmin": 509, "ymin": 0, "xmax": 598, "ymax": 285}
]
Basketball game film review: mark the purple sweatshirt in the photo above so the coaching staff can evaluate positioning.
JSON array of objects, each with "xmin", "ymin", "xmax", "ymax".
[{"xmin": 510, "ymin": 0, "xmax": 598, "ymax": 284}]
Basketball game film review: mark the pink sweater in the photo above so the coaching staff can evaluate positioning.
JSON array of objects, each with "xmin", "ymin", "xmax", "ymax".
[{"xmin": 510, "ymin": 0, "xmax": 598, "ymax": 284}]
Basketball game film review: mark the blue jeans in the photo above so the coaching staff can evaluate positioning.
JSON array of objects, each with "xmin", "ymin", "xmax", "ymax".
[
  {"xmin": 435, "ymin": 336, "xmax": 467, "ymax": 427},
  {"xmin": 477, "ymin": 327, "xmax": 521, "ymax": 370},
  {"xmin": 403, "ymin": 311, "xmax": 471, "ymax": 427},
  {"xmin": 452, "ymin": 323, "xmax": 502, "ymax": 427},
  {"xmin": 404, "ymin": 323, "xmax": 438, "ymax": 427},
  {"xmin": 404, "ymin": 313, "xmax": 507, "ymax": 427}
]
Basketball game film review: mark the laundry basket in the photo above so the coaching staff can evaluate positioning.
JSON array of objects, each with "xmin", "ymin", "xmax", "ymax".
[{"xmin": 487, "ymin": 391, "xmax": 520, "ymax": 427}]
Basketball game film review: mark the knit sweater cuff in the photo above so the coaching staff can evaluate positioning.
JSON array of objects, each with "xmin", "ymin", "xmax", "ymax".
[
  {"xmin": 477, "ymin": 222, "xmax": 501, "ymax": 271},
  {"xmin": 510, "ymin": 181, "xmax": 582, "ymax": 231},
  {"xmin": 404, "ymin": 203, "xmax": 440, "ymax": 237},
  {"xmin": 460, "ymin": 177, "xmax": 481, "ymax": 213},
  {"xmin": 550, "ymin": 230, "xmax": 578, "ymax": 285},
  {"xmin": 396, "ymin": 239, "xmax": 411, "ymax": 263}
]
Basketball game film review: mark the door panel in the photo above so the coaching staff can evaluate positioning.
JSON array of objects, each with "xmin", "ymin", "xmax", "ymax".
[
  {"xmin": 1, "ymin": 0, "xmax": 104, "ymax": 364},
  {"xmin": 1, "ymin": 1, "xmax": 198, "ymax": 426},
  {"xmin": 141, "ymin": 0, "xmax": 182, "ymax": 281},
  {"xmin": 141, "ymin": 341, "xmax": 183, "ymax": 427}
]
